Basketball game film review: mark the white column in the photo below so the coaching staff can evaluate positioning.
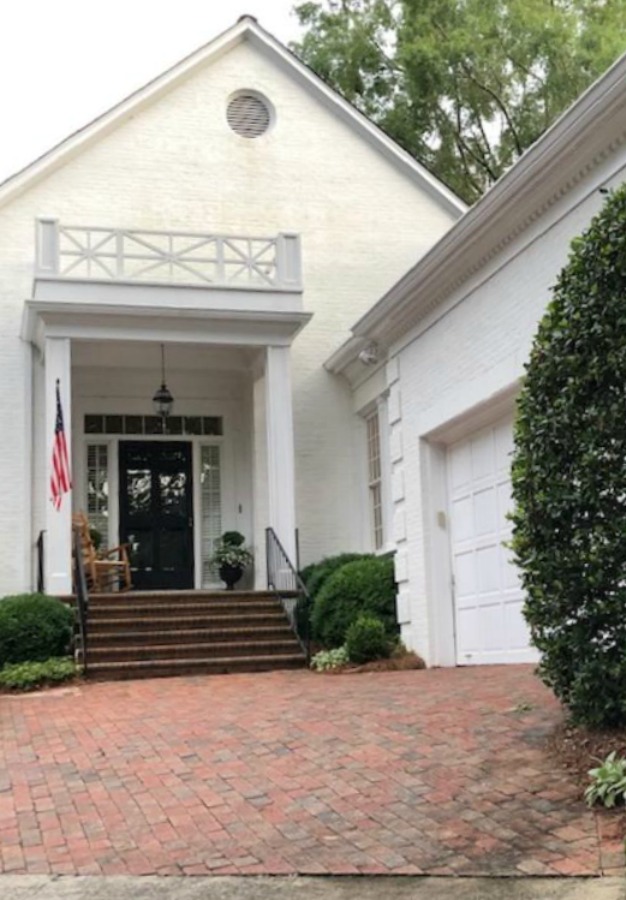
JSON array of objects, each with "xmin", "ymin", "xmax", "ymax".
[
  {"xmin": 44, "ymin": 337, "xmax": 72, "ymax": 595},
  {"xmin": 264, "ymin": 346, "xmax": 297, "ymax": 563}
]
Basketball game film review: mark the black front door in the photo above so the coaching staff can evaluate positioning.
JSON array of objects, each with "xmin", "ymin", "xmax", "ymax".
[{"xmin": 119, "ymin": 441, "xmax": 194, "ymax": 590}]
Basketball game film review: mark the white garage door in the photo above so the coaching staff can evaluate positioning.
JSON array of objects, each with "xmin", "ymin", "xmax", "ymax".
[{"xmin": 447, "ymin": 416, "xmax": 538, "ymax": 665}]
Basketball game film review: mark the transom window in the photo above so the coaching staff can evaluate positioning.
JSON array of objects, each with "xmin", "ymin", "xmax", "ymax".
[
  {"xmin": 84, "ymin": 414, "xmax": 223, "ymax": 437},
  {"xmin": 366, "ymin": 411, "xmax": 383, "ymax": 550}
]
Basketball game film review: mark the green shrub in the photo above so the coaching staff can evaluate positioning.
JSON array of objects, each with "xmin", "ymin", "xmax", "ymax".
[
  {"xmin": 310, "ymin": 646, "xmax": 349, "ymax": 671},
  {"xmin": 346, "ymin": 615, "xmax": 390, "ymax": 664},
  {"xmin": 311, "ymin": 556, "xmax": 397, "ymax": 648},
  {"xmin": 0, "ymin": 657, "xmax": 77, "ymax": 691},
  {"xmin": 567, "ymin": 654, "xmax": 626, "ymax": 730},
  {"xmin": 0, "ymin": 594, "xmax": 74, "ymax": 666},
  {"xmin": 301, "ymin": 553, "xmax": 372, "ymax": 600},
  {"xmin": 511, "ymin": 184, "xmax": 626, "ymax": 728}
]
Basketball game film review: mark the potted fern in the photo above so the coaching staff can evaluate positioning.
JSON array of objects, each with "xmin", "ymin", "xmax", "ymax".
[{"xmin": 212, "ymin": 531, "xmax": 253, "ymax": 590}]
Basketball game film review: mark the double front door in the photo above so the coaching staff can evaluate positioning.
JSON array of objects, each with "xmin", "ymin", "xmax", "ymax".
[{"xmin": 119, "ymin": 441, "xmax": 194, "ymax": 590}]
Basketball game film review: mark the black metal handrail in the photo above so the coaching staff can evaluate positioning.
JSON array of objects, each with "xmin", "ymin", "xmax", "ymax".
[
  {"xmin": 36, "ymin": 530, "xmax": 45, "ymax": 594},
  {"xmin": 266, "ymin": 527, "xmax": 312, "ymax": 662},
  {"xmin": 73, "ymin": 526, "xmax": 90, "ymax": 676}
]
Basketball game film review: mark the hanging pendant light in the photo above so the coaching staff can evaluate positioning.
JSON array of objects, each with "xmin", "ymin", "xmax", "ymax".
[{"xmin": 152, "ymin": 344, "xmax": 174, "ymax": 419}]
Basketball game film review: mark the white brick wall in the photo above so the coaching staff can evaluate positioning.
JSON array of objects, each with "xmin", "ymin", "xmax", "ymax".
[
  {"xmin": 388, "ymin": 148, "xmax": 626, "ymax": 663},
  {"xmin": 0, "ymin": 39, "xmax": 458, "ymax": 595}
]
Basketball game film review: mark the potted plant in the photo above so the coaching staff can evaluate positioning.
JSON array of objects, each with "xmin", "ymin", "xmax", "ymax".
[{"xmin": 212, "ymin": 531, "xmax": 253, "ymax": 590}]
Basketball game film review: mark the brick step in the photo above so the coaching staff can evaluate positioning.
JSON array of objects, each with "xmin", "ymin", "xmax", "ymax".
[
  {"xmin": 86, "ymin": 653, "xmax": 306, "ymax": 681},
  {"xmin": 88, "ymin": 625, "xmax": 295, "ymax": 645},
  {"xmin": 76, "ymin": 589, "xmax": 305, "ymax": 681},
  {"xmin": 81, "ymin": 639, "xmax": 302, "ymax": 663},
  {"xmin": 85, "ymin": 590, "xmax": 287, "ymax": 605},
  {"xmin": 88, "ymin": 612, "xmax": 288, "ymax": 632},
  {"xmin": 88, "ymin": 601, "xmax": 283, "ymax": 619}
]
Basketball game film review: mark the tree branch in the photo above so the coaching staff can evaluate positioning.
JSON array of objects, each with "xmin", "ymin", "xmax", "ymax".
[{"xmin": 458, "ymin": 58, "xmax": 524, "ymax": 156}]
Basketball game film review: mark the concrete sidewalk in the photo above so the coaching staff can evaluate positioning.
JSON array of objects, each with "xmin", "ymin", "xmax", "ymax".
[{"xmin": 0, "ymin": 875, "xmax": 624, "ymax": 899}]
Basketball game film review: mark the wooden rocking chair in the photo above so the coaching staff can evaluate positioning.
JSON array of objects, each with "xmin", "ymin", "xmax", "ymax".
[{"xmin": 72, "ymin": 512, "xmax": 132, "ymax": 593}]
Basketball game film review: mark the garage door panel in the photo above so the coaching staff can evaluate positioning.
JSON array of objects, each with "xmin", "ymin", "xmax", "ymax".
[
  {"xmin": 476, "ymin": 545, "xmax": 500, "ymax": 593},
  {"xmin": 502, "ymin": 545, "xmax": 522, "ymax": 589},
  {"xmin": 471, "ymin": 431, "xmax": 495, "ymax": 481},
  {"xmin": 451, "ymin": 494, "xmax": 474, "ymax": 542},
  {"xmin": 449, "ymin": 441, "xmax": 472, "ymax": 491},
  {"xmin": 495, "ymin": 419, "xmax": 515, "ymax": 466},
  {"xmin": 505, "ymin": 601, "xmax": 531, "ymax": 650},
  {"xmin": 482, "ymin": 604, "xmax": 505, "ymax": 651},
  {"xmin": 448, "ymin": 415, "xmax": 538, "ymax": 666},
  {"xmin": 496, "ymin": 480, "xmax": 513, "ymax": 524},
  {"xmin": 456, "ymin": 607, "xmax": 480, "ymax": 655},
  {"xmin": 454, "ymin": 551, "xmax": 476, "ymax": 599},
  {"xmin": 474, "ymin": 486, "xmax": 498, "ymax": 535}
]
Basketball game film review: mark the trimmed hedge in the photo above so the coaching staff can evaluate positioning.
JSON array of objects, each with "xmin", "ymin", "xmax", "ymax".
[
  {"xmin": 0, "ymin": 594, "xmax": 74, "ymax": 666},
  {"xmin": 511, "ymin": 183, "xmax": 626, "ymax": 728},
  {"xmin": 301, "ymin": 553, "xmax": 372, "ymax": 600},
  {"xmin": 311, "ymin": 556, "xmax": 397, "ymax": 648}
]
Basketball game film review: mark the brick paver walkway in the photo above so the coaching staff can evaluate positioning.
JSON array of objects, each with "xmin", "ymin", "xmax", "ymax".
[{"xmin": 0, "ymin": 666, "xmax": 622, "ymax": 877}]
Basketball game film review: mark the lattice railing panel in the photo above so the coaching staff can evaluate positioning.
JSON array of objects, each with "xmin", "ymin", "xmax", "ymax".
[{"xmin": 38, "ymin": 221, "xmax": 300, "ymax": 290}]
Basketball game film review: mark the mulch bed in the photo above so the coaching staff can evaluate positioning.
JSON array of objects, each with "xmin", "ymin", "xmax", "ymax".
[
  {"xmin": 547, "ymin": 720, "xmax": 626, "ymax": 789},
  {"xmin": 317, "ymin": 651, "xmax": 426, "ymax": 675}
]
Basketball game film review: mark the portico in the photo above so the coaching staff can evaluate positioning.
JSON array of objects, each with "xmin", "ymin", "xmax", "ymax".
[{"xmin": 24, "ymin": 218, "xmax": 310, "ymax": 594}]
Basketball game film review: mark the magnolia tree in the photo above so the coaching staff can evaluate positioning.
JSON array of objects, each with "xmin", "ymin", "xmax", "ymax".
[{"xmin": 511, "ymin": 185, "xmax": 626, "ymax": 728}]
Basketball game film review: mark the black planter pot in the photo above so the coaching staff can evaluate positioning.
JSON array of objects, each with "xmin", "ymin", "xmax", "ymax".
[{"xmin": 219, "ymin": 563, "xmax": 244, "ymax": 591}]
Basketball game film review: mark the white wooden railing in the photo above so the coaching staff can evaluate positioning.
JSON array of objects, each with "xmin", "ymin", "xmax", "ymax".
[{"xmin": 35, "ymin": 218, "xmax": 302, "ymax": 290}]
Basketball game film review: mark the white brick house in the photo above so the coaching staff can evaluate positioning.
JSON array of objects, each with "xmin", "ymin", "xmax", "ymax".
[
  {"xmin": 329, "ymin": 52, "xmax": 626, "ymax": 666},
  {"xmin": 4, "ymin": 16, "xmax": 624, "ymax": 672},
  {"xmin": 0, "ymin": 17, "xmax": 463, "ymax": 599}
]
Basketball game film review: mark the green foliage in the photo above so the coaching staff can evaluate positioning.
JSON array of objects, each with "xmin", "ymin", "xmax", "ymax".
[
  {"xmin": 293, "ymin": 0, "xmax": 626, "ymax": 202},
  {"xmin": 345, "ymin": 615, "xmax": 390, "ymax": 663},
  {"xmin": 0, "ymin": 594, "xmax": 74, "ymax": 666},
  {"xmin": 511, "ymin": 184, "xmax": 626, "ymax": 728},
  {"xmin": 300, "ymin": 553, "xmax": 372, "ymax": 599},
  {"xmin": 585, "ymin": 753, "xmax": 626, "ymax": 808},
  {"xmin": 310, "ymin": 646, "xmax": 349, "ymax": 671},
  {"xmin": 221, "ymin": 531, "xmax": 245, "ymax": 547},
  {"xmin": 211, "ymin": 533, "xmax": 253, "ymax": 568},
  {"xmin": 311, "ymin": 556, "xmax": 397, "ymax": 648},
  {"xmin": 0, "ymin": 657, "xmax": 77, "ymax": 691}
]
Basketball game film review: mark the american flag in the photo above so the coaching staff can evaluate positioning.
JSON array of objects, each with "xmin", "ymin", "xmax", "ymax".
[{"xmin": 50, "ymin": 379, "xmax": 72, "ymax": 510}]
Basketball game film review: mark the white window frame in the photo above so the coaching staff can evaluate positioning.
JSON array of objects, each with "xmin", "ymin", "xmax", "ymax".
[
  {"xmin": 366, "ymin": 409, "xmax": 384, "ymax": 551},
  {"xmin": 361, "ymin": 395, "xmax": 393, "ymax": 554}
]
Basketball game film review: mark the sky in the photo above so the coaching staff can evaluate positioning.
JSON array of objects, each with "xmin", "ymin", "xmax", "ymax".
[{"xmin": 0, "ymin": 1, "xmax": 304, "ymax": 183}]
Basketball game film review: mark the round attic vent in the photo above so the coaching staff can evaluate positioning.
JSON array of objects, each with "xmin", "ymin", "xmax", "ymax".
[{"xmin": 227, "ymin": 92, "xmax": 272, "ymax": 138}]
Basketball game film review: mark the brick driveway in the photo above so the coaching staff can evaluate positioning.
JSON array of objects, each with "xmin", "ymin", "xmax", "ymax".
[{"xmin": 0, "ymin": 666, "xmax": 622, "ymax": 877}]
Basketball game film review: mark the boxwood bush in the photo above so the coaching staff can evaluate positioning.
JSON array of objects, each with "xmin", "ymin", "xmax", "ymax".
[
  {"xmin": 345, "ymin": 615, "xmax": 391, "ymax": 664},
  {"xmin": 301, "ymin": 552, "xmax": 372, "ymax": 600},
  {"xmin": 311, "ymin": 556, "xmax": 397, "ymax": 648},
  {"xmin": 0, "ymin": 594, "xmax": 74, "ymax": 666},
  {"xmin": 511, "ymin": 184, "xmax": 626, "ymax": 728}
]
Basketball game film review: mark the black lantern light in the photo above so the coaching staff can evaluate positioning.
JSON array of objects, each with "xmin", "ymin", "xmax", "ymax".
[{"xmin": 152, "ymin": 344, "xmax": 174, "ymax": 419}]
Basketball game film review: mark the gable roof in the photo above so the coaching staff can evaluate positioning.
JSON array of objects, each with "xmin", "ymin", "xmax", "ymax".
[{"xmin": 0, "ymin": 16, "xmax": 466, "ymax": 217}]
